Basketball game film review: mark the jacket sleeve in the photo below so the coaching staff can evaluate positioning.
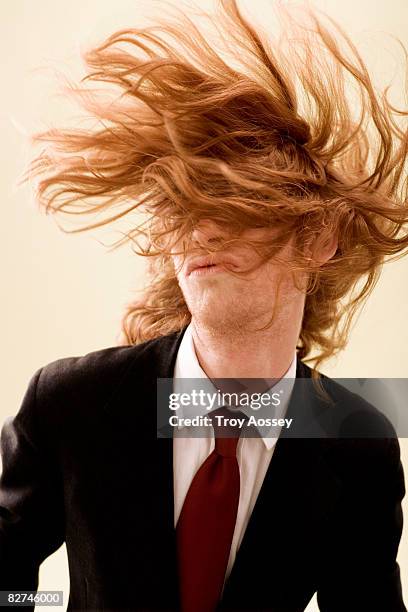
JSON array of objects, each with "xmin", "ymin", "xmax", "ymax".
[
  {"xmin": 0, "ymin": 367, "xmax": 65, "ymax": 601},
  {"xmin": 316, "ymin": 436, "xmax": 407, "ymax": 612}
]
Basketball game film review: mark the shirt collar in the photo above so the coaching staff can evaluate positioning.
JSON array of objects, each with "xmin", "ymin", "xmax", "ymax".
[{"xmin": 173, "ymin": 323, "xmax": 297, "ymax": 449}]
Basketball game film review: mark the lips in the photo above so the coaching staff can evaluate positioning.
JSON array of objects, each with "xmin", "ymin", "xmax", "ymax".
[{"xmin": 186, "ymin": 255, "xmax": 238, "ymax": 276}]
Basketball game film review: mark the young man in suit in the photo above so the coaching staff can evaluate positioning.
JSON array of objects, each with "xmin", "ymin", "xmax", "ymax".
[{"xmin": 1, "ymin": 0, "xmax": 407, "ymax": 610}]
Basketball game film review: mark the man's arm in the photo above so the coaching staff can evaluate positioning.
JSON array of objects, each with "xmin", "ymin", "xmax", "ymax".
[
  {"xmin": 316, "ymin": 436, "xmax": 406, "ymax": 612},
  {"xmin": 0, "ymin": 367, "xmax": 65, "ymax": 596}
]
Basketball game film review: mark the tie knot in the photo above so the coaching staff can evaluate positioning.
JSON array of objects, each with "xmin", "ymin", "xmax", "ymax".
[{"xmin": 210, "ymin": 406, "xmax": 247, "ymax": 457}]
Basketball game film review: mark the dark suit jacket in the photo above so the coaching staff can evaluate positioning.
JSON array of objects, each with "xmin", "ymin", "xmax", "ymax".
[{"xmin": 0, "ymin": 327, "xmax": 406, "ymax": 611}]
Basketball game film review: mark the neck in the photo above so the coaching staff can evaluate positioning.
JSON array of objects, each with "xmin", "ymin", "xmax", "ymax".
[{"xmin": 190, "ymin": 320, "xmax": 299, "ymax": 380}]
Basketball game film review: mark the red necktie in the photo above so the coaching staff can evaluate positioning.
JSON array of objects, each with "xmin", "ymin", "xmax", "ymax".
[{"xmin": 176, "ymin": 406, "xmax": 246, "ymax": 612}]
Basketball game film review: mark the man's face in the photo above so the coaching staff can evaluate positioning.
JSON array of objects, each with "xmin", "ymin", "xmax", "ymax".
[{"xmin": 171, "ymin": 220, "xmax": 307, "ymax": 334}]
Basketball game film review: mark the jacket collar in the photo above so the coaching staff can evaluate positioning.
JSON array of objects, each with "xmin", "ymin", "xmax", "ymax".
[{"xmin": 103, "ymin": 325, "xmax": 327, "ymax": 422}]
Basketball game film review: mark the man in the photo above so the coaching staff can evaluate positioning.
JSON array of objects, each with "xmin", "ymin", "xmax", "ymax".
[{"xmin": 1, "ymin": 0, "xmax": 407, "ymax": 610}]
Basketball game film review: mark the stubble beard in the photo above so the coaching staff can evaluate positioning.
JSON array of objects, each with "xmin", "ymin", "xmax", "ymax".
[{"xmin": 183, "ymin": 282, "xmax": 278, "ymax": 341}]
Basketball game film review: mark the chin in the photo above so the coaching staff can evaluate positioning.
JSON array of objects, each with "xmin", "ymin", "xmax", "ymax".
[{"xmin": 192, "ymin": 304, "xmax": 254, "ymax": 333}]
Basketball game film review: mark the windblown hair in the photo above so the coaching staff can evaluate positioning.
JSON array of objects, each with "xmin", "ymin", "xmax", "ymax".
[{"xmin": 24, "ymin": 0, "xmax": 408, "ymax": 376}]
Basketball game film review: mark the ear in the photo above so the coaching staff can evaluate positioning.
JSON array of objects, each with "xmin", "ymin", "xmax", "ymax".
[{"xmin": 306, "ymin": 231, "xmax": 338, "ymax": 265}]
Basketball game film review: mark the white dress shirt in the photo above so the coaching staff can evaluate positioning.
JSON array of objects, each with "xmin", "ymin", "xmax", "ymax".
[{"xmin": 173, "ymin": 324, "xmax": 297, "ymax": 582}]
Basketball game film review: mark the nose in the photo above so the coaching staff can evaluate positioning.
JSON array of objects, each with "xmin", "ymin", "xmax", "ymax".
[{"xmin": 191, "ymin": 219, "xmax": 225, "ymax": 249}]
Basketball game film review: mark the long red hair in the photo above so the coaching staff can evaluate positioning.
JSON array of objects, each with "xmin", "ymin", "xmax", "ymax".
[{"xmin": 23, "ymin": 0, "xmax": 408, "ymax": 376}]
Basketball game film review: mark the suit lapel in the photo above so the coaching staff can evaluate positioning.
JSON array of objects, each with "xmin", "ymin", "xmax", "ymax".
[{"xmin": 221, "ymin": 357, "xmax": 342, "ymax": 606}]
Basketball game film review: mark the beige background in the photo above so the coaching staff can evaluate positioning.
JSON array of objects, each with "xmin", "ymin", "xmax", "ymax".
[{"xmin": 1, "ymin": 1, "xmax": 407, "ymax": 610}]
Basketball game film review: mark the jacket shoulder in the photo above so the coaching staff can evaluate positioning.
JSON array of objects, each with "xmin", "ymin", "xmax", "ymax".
[
  {"xmin": 316, "ymin": 372, "xmax": 398, "ymax": 438},
  {"xmin": 297, "ymin": 358, "xmax": 397, "ymax": 439},
  {"xmin": 307, "ymin": 371, "xmax": 403, "ymax": 483},
  {"xmin": 37, "ymin": 344, "xmax": 140, "ymax": 403},
  {"xmin": 36, "ymin": 330, "xmax": 182, "ymax": 404},
  {"xmin": 15, "ymin": 330, "xmax": 184, "ymax": 434}
]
